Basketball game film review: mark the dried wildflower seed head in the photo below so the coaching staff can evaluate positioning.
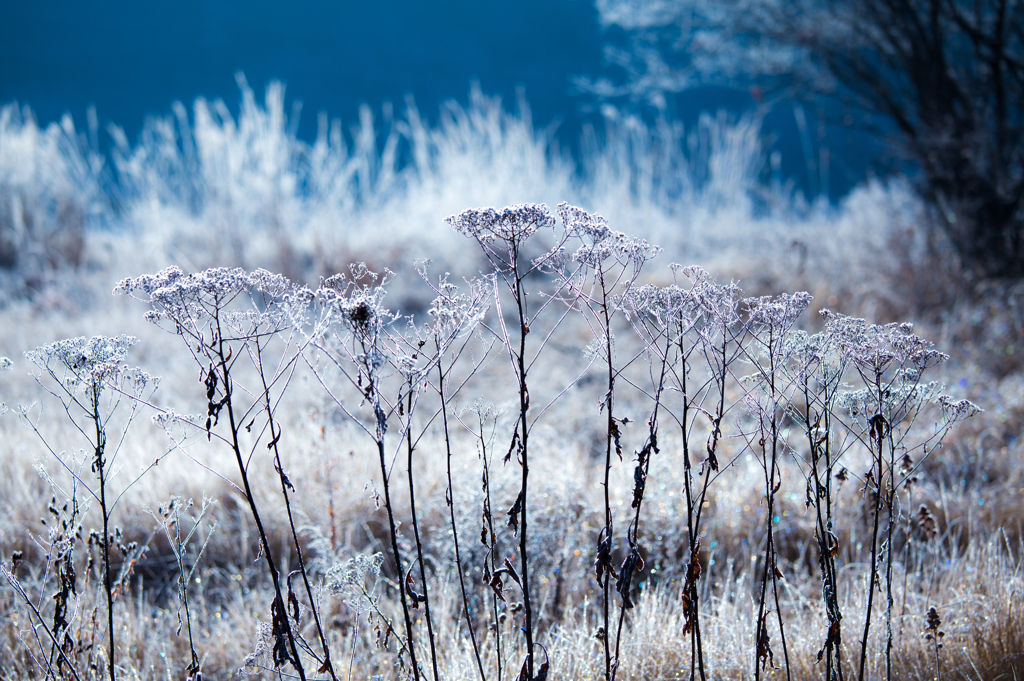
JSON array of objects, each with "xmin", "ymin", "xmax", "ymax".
[
  {"xmin": 152, "ymin": 409, "xmax": 200, "ymax": 429},
  {"xmin": 26, "ymin": 335, "xmax": 152, "ymax": 400},
  {"xmin": 825, "ymin": 312, "xmax": 948, "ymax": 375},
  {"xmin": 572, "ymin": 231, "xmax": 660, "ymax": 271},
  {"xmin": 466, "ymin": 398, "xmax": 497, "ymax": 421},
  {"xmin": 113, "ymin": 266, "xmax": 186, "ymax": 297},
  {"xmin": 838, "ymin": 381, "xmax": 941, "ymax": 426},
  {"xmin": 937, "ymin": 394, "xmax": 983, "ymax": 423},
  {"xmin": 746, "ymin": 291, "xmax": 813, "ymax": 331},
  {"xmin": 917, "ymin": 504, "xmax": 938, "ymax": 540},
  {"xmin": 425, "ymin": 275, "xmax": 489, "ymax": 341},
  {"xmin": 683, "ymin": 267, "xmax": 741, "ymax": 326},
  {"xmin": 319, "ymin": 288, "xmax": 390, "ymax": 339},
  {"xmin": 622, "ymin": 283, "xmax": 696, "ymax": 327},
  {"xmin": 557, "ymin": 202, "xmax": 610, "ymax": 241},
  {"xmin": 116, "ymin": 266, "xmax": 312, "ymax": 334},
  {"xmin": 347, "ymin": 301, "xmax": 374, "ymax": 328},
  {"xmin": 445, "ymin": 203, "xmax": 555, "ymax": 244},
  {"xmin": 925, "ymin": 606, "xmax": 943, "ymax": 636},
  {"xmin": 326, "ymin": 553, "xmax": 386, "ymax": 613}
]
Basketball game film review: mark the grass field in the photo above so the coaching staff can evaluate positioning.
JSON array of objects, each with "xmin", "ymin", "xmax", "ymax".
[{"xmin": 1, "ymin": 84, "xmax": 1022, "ymax": 680}]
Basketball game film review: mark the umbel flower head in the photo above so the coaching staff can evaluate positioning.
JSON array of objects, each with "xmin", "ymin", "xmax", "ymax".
[
  {"xmin": 446, "ymin": 202, "xmax": 556, "ymax": 245},
  {"xmin": 556, "ymin": 202, "xmax": 660, "ymax": 272},
  {"xmin": 25, "ymin": 335, "xmax": 152, "ymax": 399},
  {"xmin": 746, "ymin": 291, "xmax": 814, "ymax": 332},
  {"xmin": 316, "ymin": 262, "xmax": 396, "ymax": 339},
  {"xmin": 420, "ymin": 269, "xmax": 490, "ymax": 344},
  {"xmin": 114, "ymin": 266, "xmax": 312, "ymax": 336},
  {"xmin": 821, "ymin": 311, "xmax": 948, "ymax": 375}
]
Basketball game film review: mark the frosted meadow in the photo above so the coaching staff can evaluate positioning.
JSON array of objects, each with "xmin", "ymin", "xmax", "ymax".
[{"xmin": 0, "ymin": 82, "xmax": 1022, "ymax": 681}]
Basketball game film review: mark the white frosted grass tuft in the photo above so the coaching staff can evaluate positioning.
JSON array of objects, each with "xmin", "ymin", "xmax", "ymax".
[
  {"xmin": 3, "ymin": 78, "xmax": 924, "ymax": 308},
  {"xmin": 0, "ymin": 355, "xmax": 9, "ymax": 414}
]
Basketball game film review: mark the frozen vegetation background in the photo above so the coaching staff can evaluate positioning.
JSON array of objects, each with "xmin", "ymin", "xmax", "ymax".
[{"xmin": 1, "ymin": 7, "xmax": 1023, "ymax": 677}]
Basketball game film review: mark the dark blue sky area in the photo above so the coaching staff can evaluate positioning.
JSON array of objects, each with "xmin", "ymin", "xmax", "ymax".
[
  {"xmin": 1, "ymin": 0, "xmax": 605, "ymax": 141},
  {"xmin": 0, "ymin": 0, "xmax": 881, "ymax": 199}
]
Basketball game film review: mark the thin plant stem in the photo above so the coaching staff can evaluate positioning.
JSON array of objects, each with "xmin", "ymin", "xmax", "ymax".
[
  {"xmin": 405, "ymin": 388, "xmax": 441, "ymax": 681},
  {"xmin": 438, "ymin": 359, "xmax": 487, "ymax": 681},
  {"xmin": 255, "ymin": 338, "xmax": 338, "ymax": 681}
]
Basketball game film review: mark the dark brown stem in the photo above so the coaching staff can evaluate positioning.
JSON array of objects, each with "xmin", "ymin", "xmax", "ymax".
[
  {"xmin": 438, "ymin": 359, "xmax": 487, "ymax": 681},
  {"xmin": 92, "ymin": 388, "xmax": 115, "ymax": 681},
  {"xmin": 375, "ymin": 417, "xmax": 421, "ymax": 681},
  {"xmin": 214, "ymin": 322, "xmax": 305, "ymax": 681},
  {"xmin": 513, "ymin": 264, "xmax": 536, "ymax": 680},
  {"xmin": 857, "ymin": 375, "xmax": 887, "ymax": 681},
  {"xmin": 255, "ymin": 339, "xmax": 337, "ymax": 680},
  {"xmin": 406, "ymin": 388, "xmax": 441, "ymax": 681}
]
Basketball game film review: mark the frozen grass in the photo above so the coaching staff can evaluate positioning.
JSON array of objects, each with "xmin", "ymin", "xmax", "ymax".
[
  {"xmin": 1, "ymin": 78, "xmax": 930, "ymax": 305},
  {"xmin": 0, "ymin": 83, "xmax": 1022, "ymax": 680}
]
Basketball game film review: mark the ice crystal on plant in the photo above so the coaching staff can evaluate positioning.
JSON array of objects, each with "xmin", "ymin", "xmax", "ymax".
[
  {"xmin": 747, "ymin": 291, "xmax": 813, "ymax": 331},
  {"xmin": 683, "ymin": 266, "xmax": 741, "ymax": 327},
  {"xmin": 622, "ymin": 283, "xmax": 697, "ymax": 327},
  {"xmin": 327, "ymin": 552, "xmax": 385, "ymax": 604},
  {"xmin": 557, "ymin": 201, "xmax": 610, "ymax": 240},
  {"xmin": 555, "ymin": 203, "xmax": 660, "ymax": 272},
  {"xmin": 937, "ymin": 394, "xmax": 983, "ymax": 423},
  {"xmin": 115, "ymin": 266, "xmax": 312, "ymax": 335},
  {"xmin": 838, "ymin": 382, "xmax": 942, "ymax": 426},
  {"xmin": 25, "ymin": 335, "xmax": 150, "ymax": 399},
  {"xmin": 419, "ymin": 269, "xmax": 490, "ymax": 346},
  {"xmin": 317, "ymin": 263, "xmax": 396, "ymax": 338},
  {"xmin": 445, "ymin": 202, "xmax": 555, "ymax": 244},
  {"xmin": 821, "ymin": 311, "xmax": 948, "ymax": 375}
]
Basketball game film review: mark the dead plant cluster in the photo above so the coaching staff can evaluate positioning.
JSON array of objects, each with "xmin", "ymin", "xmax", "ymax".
[{"xmin": 2, "ymin": 202, "xmax": 1020, "ymax": 681}]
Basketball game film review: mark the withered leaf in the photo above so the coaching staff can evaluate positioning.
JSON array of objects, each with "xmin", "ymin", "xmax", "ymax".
[
  {"xmin": 631, "ymin": 464, "xmax": 646, "ymax": 508},
  {"xmin": 506, "ymin": 491, "xmax": 524, "ymax": 536},
  {"xmin": 502, "ymin": 557, "xmax": 523, "ymax": 588},
  {"xmin": 270, "ymin": 597, "xmax": 292, "ymax": 669},
  {"xmin": 488, "ymin": 572, "xmax": 507, "ymax": 603},
  {"xmin": 504, "ymin": 431, "xmax": 520, "ymax": 466},
  {"xmin": 288, "ymin": 589, "xmax": 300, "ymax": 624},
  {"xmin": 595, "ymin": 532, "xmax": 615, "ymax": 585},
  {"xmin": 610, "ymin": 419, "xmax": 623, "ymax": 461}
]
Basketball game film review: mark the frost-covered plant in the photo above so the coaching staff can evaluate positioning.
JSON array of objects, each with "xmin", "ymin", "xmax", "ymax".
[
  {"xmin": 738, "ymin": 291, "xmax": 813, "ymax": 680},
  {"xmin": 1, "ymin": 466, "xmax": 89, "ymax": 680},
  {"xmin": 0, "ymin": 194, "xmax": 995, "ymax": 681},
  {"xmin": 622, "ymin": 266, "xmax": 742, "ymax": 681},
  {"xmin": 306, "ymin": 263, "xmax": 436, "ymax": 679},
  {"xmin": 550, "ymin": 202, "xmax": 659, "ymax": 680},
  {"xmin": 115, "ymin": 266, "xmax": 331, "ymax": 681},
  {"xmin": 21, "ymin": 335, "xmax": 155, "ymax": 681},
  {"xmin": 821, "ymin": 312, "xmax": 979, "ymax": 681},
  {"xmin": 446, "ymin": 202, "xmax": 577, "ymax": 680},
  {"xmin": 777, "ymin": 327, "xmax": 851, "ymax": 679},
  {"xmin": 149, "ymin": 496, "xmax": 217, "ymax": 680},
  {"xmin": 411, "ymin": 266, "xmax": 493, "ymax": 680},
  {"xmin": 307, "ymin": 262, "xmax": 490, "ymax": 681}
]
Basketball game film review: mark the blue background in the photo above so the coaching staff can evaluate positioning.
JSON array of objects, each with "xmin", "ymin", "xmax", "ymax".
[{"xmin": 0, "ymin": 0, "xmax": 882, "ymax": 199}]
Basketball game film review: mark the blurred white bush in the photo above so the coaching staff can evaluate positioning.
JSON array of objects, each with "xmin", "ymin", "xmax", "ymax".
[
  {"xmin": 0, "ymin": 105, "xmax": 105, "ymax": 297},
  {"xmin": 1, "ymin": 76, "xmax": 927, "ymax": 309}
]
